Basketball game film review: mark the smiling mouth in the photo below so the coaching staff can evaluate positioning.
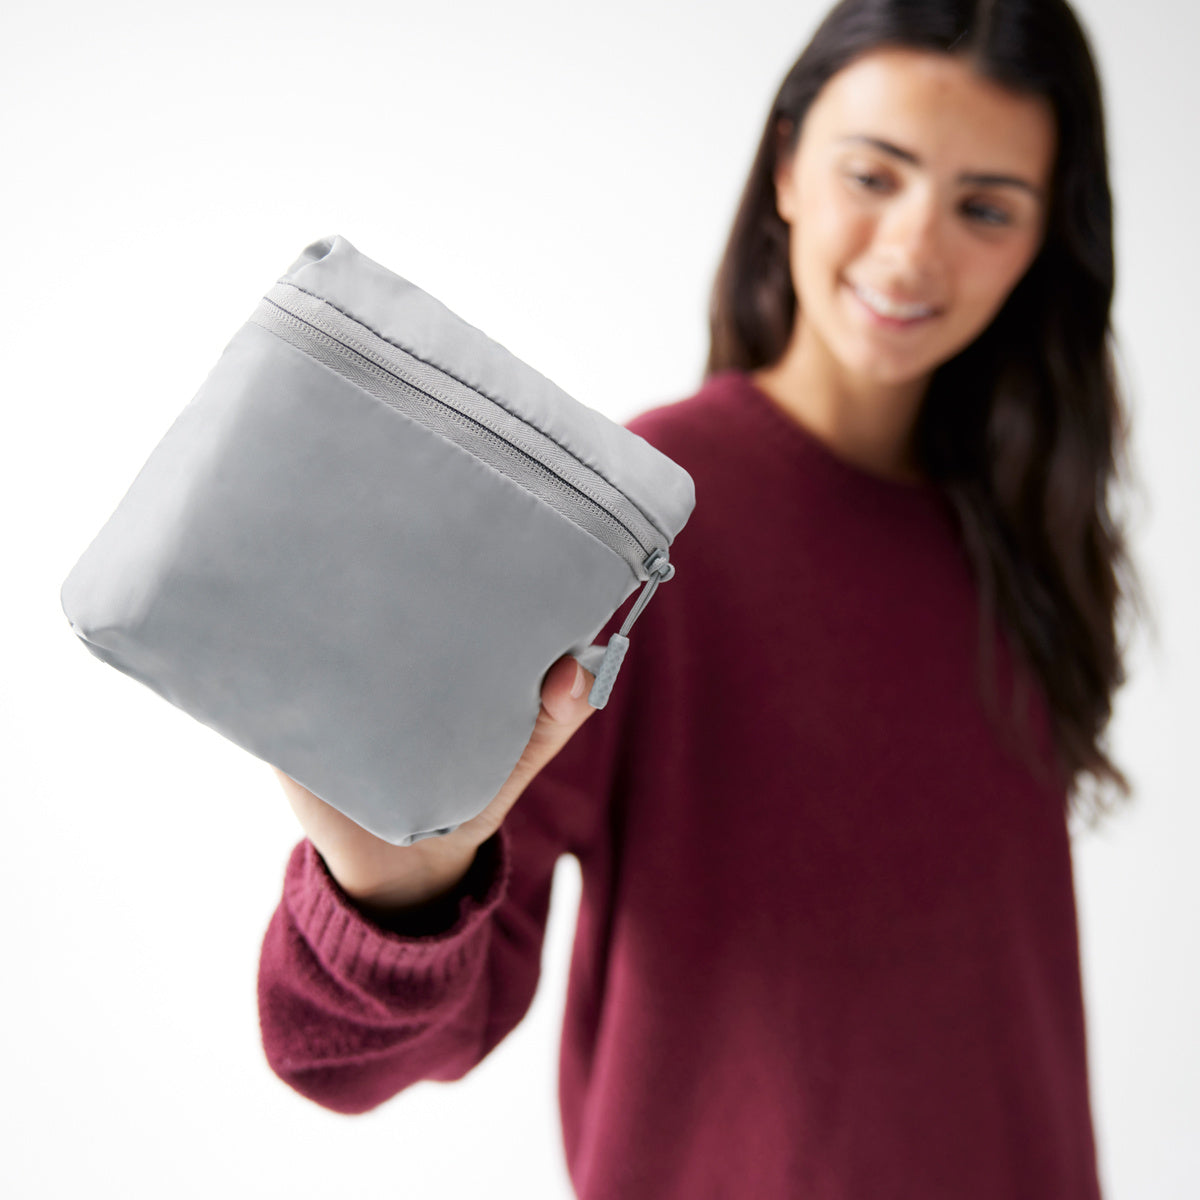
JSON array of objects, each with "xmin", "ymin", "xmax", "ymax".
[{"xmin": 849, "ymin": 280, "xmax": 941, "ymax": 324}]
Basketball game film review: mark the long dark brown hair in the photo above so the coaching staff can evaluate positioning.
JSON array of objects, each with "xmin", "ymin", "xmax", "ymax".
[{"xmin": 705, "ymin": 0, "xmax": 1153, "ymax": 823}]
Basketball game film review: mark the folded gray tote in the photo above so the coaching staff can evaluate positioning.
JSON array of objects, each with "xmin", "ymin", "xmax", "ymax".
[{"xmin": 60, "ymin": 234, "xmax": 696, "ymax": 846}]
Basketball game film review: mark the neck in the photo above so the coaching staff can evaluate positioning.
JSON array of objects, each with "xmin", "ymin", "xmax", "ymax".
[{"xmin": 750, "ymin": 321, "xmax": 930, "ymax": 485}]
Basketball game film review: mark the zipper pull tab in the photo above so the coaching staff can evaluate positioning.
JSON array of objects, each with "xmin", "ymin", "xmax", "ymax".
[{"xmin": 587, "ymin": 549, "xmax": 675, "ymax": 709}]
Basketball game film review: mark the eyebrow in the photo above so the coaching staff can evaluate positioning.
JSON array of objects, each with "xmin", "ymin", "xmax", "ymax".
[{"xmin": 837, "ymin": 135, "xmax": 1044, "ymax": 198}]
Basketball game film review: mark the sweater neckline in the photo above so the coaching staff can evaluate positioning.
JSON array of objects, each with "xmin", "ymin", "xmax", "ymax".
[{"xmin": 724, "ymin": 367, "xmax": 943, "ymax": 505}]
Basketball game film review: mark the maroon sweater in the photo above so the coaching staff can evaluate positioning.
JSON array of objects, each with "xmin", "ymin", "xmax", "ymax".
[{"xmin": 257, "ymin": 367, "xmax": 1102, "ymax": 1199}]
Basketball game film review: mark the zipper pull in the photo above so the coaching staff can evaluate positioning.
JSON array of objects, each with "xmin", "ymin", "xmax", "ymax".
[{"xmin": 587, "ymin": 549, "xmax": 675, "ymax": 709}]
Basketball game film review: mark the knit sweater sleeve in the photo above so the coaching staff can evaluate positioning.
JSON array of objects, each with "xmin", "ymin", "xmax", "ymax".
[{"xmin": 255, "ymin": 612, "xmax": 632, "ymax": 1115}]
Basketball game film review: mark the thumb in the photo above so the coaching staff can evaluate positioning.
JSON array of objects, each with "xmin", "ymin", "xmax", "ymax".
[
  {"xmin": 454, "ymin": 654, "xmax": 599, "ymax": 843},
  {"xmin": 539, "ymin": 653, "xmax": 597, "ymax": 727}
]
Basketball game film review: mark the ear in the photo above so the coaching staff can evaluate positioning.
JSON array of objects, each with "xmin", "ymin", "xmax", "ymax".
[{"xmin": 771, "ymin": 117, "xmax": 798, "ymax": 223}]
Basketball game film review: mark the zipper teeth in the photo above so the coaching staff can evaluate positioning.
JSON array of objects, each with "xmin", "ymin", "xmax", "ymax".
[
  {"xmin": 286, "ymin": 295, "xmax": 660, "ymax": 557},
  {"xmin": 255, "ymin": 292, "xmax": 659, "ymax": 574}
]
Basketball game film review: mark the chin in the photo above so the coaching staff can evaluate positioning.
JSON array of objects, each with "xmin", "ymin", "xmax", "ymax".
[{"xmin": 844, "ymin": 357, "xmax": 935, "ymax": 391}]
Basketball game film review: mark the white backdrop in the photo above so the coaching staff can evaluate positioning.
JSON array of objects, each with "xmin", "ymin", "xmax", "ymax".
[{"xmin": 4, "ymin": 1, "xmax": 1196, "ymax": 1196}]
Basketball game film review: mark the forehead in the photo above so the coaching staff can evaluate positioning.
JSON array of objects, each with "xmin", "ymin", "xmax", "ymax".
[{"xmin": 803, "ymin": 46, "xmax": 1057, "ymax": 183}]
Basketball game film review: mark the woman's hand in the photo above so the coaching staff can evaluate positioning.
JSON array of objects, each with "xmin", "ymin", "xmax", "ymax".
[{"xmin": 272, "ymin": 653, "xmax": 597, "ymax": 916}]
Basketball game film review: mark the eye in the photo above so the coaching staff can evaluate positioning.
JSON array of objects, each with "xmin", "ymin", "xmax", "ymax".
[
  {"xmin": 962, "ymin": 201, "xmax": 1012, "ymax": 227},
  {"xmin": 847, "ymin": 170, "xmax": 890, "ymax": 192}
]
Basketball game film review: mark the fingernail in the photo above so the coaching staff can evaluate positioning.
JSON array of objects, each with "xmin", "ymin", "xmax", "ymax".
[{"xmin": 570, "ymin": 663, "xmax": 587, "ymax": 699}]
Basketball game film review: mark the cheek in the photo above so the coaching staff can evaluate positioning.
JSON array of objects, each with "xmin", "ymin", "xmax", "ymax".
[
  {"xmin": 957, "ymin": 238, "xmax": 1041, "ymax": 317},
  {"xmin": 795, "ymin": 185, "xmax": 871, "ymax": 283}
]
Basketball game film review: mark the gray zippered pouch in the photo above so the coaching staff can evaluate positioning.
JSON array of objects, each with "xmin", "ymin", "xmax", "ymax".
[{"xmin": 60, "ymin": 234, "xmax": 695, "ymax": 846}]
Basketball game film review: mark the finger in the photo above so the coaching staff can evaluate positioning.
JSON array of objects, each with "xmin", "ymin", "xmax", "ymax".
[{"xmin": 539, "ymin": 654, "xmax": 596, "ymax": 726}]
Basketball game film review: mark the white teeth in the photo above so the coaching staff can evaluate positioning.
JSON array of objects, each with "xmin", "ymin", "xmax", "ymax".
[{"xmin": 853, "ymin": 282, "xmax": 936, "ymax": 320}]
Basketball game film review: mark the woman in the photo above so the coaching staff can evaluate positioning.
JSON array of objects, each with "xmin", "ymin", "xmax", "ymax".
[{"xmin": 260, "ymin": 1, "xmax": 1146, "ymax": 1195}]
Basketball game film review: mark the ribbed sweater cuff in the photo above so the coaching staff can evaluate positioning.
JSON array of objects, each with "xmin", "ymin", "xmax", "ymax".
[{"xmin": 282, "ymin": 828, "xmax": 511, "ymax": 991}]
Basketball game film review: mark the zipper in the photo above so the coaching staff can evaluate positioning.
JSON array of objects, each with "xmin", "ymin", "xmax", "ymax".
[
  {"xmin": 251, "ymin": 282, "xmax": 665, "ymax": 581},
  {"xmin": 248, "ymin": 281, "xmax": 677, "ymax": 708},
  {"xmin": 585, "ymin": 547, "xmax": 674, "ymax": 708}
]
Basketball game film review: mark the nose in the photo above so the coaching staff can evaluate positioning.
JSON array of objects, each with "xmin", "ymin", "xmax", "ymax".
[{"xmin": 878, "ymin": 187, "xmax": 946, "ymax": 281}]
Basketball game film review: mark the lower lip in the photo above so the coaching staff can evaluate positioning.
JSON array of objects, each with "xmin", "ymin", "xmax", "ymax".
[{"xmin": 847, "ymin": 283, "xmax": 939, "ymax": 329}]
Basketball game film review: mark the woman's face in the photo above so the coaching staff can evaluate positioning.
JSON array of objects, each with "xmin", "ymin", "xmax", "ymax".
[{"xmin": 773, "ymin": 47, "xmax": 1057, "ymax": 394}]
